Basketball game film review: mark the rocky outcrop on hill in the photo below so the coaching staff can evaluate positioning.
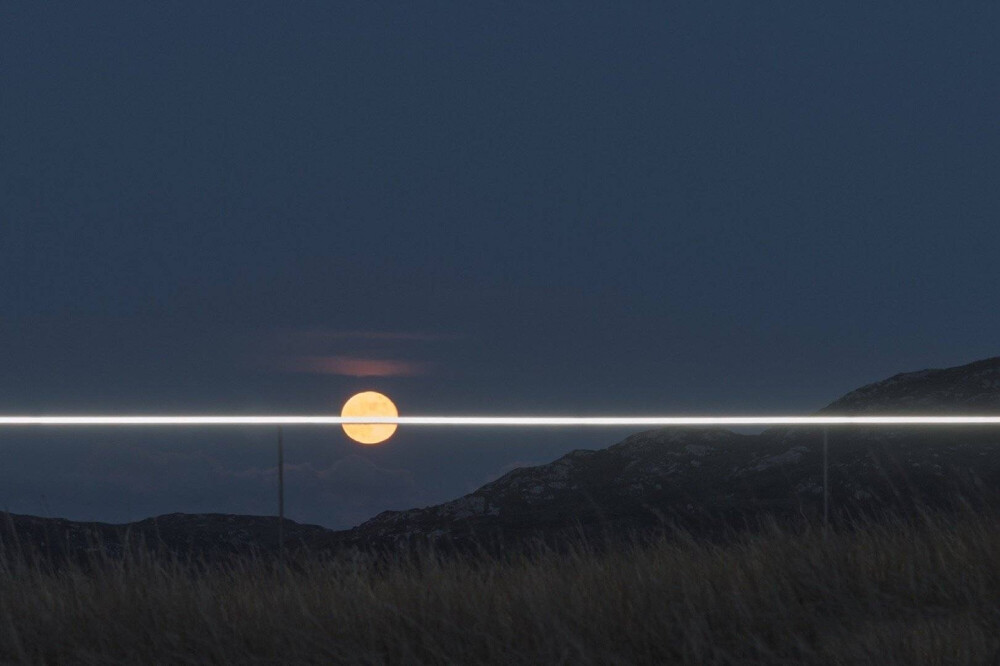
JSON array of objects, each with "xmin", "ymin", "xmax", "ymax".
[{"xmin": 821, "ymin": 357, "xmax": 1000, "ymax": 414}]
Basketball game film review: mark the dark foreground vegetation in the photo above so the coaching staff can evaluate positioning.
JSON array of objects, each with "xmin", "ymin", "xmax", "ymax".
[{"xmin": 2, "ymin": 508, "xmax": 1000, "ymax": 665}]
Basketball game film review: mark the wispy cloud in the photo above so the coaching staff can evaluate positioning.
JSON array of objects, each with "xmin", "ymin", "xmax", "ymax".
[
  {"xmin": 279, "ymin": 355, "xmax": 432, "ymax": 377},
  {"xmin": 258, "ymin": 327, "xmax": 452, "ymax": 377},
  {"xmin": 280, "ymin": 328, "xmax": 460, "ymax": 344}
]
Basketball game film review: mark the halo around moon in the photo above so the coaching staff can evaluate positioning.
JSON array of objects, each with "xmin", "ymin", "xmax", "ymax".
[{"xmin": 341, "ymin": 391, "xmax": 398, "ymax": 444}]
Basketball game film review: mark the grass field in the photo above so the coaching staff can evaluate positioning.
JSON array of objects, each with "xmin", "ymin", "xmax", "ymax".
[{"xmin": 2, "ymin": 508, "xmax": 999, "ymax": 665}]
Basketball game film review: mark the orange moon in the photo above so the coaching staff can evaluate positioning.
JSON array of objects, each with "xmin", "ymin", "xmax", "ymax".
[{"xmin": 341, "ymin": 391, "xmax": 398, "ymax": 444}]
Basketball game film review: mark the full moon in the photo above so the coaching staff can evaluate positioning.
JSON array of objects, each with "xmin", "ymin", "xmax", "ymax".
[{"xmin": 341, "ymin": 391, "xmax": 398, "ymax": 444}]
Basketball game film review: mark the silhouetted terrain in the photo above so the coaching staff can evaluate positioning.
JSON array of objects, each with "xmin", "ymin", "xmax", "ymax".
[
  {"xmin": 5, "ymin": 357, "xmax": 1000, "ymax": 562},
  {"xmin": 343, "ymin": 356, "xmax": 1000, "ymax": 550},
  {"xmin": 0, "ymin": 511, "xmax": 333, "ymax": 566}
]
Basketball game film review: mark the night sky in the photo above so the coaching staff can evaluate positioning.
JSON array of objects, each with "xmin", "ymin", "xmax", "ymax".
[{"xmin": 2, "ymin": 3, "xmax": 998, "ymax": 529}]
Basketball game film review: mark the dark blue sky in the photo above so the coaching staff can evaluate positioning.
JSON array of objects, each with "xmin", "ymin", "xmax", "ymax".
[{"xmin": 2, "ymin": 2, "xmax": 998, "ymax": 528}]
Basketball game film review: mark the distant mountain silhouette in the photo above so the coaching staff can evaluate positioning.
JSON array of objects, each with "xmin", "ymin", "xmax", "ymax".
[
  {"xmin": 5, "ymin": 356, "xmax": 1000, "ymax": 562},
  {"xmin": 341, "ymin": 356, "xmax": 1000, "ymax": 549},
  {"xmin": 0, "ymin": 511, "xmax": 335, "ymax": 566}
]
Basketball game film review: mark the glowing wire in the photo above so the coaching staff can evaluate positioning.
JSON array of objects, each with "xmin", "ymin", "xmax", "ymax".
[{"xmin": 0, "ymin": 415, "xmax": 999, "ymax": 426}]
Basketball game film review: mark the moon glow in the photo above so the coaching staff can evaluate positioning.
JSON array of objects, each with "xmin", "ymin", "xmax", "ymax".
[{"xmin": 340, "ymin": 391, "xmax": 398, "ymax": 444}]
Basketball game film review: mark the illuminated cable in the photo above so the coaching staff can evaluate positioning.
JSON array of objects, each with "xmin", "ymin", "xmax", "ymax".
[{"xmin": 0, "ymin": 415, "xmax": 999, "ymax": 426}]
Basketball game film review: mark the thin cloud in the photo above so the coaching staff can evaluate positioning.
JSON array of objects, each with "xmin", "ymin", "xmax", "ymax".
[
  {"xmin": 258, "ymin": 327, "xmax": 450, "ymax": 377},
  {"xmin": 330, "ymin": 330, "xmax": 460, "ymax": 342},
  {"xmin": 281, "ymin": 328, "xmax": 461, "ymax": 343},
  {"xmin": 280, "ymin": 355, "xmax": 432, "ymax": 377}
]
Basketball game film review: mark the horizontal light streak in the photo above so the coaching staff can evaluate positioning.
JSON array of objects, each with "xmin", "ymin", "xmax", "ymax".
[{"xmin": 0, "ymin": 415, "xmax": 999, "ymax": 426}]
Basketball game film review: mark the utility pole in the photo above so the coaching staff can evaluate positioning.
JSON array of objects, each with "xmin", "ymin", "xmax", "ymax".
[
  {"xmin": 278, "ymin": 425, "xmax": 284, "ymax": 570},
  {"xmin": 823, "ymin": 427, "xmax": 829, "ymax": 531}
]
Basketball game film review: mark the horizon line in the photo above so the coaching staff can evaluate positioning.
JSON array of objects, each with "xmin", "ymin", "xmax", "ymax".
[{"xmin": 1, "ymin": 415, "xmax": 1000, "ymax": 426}]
